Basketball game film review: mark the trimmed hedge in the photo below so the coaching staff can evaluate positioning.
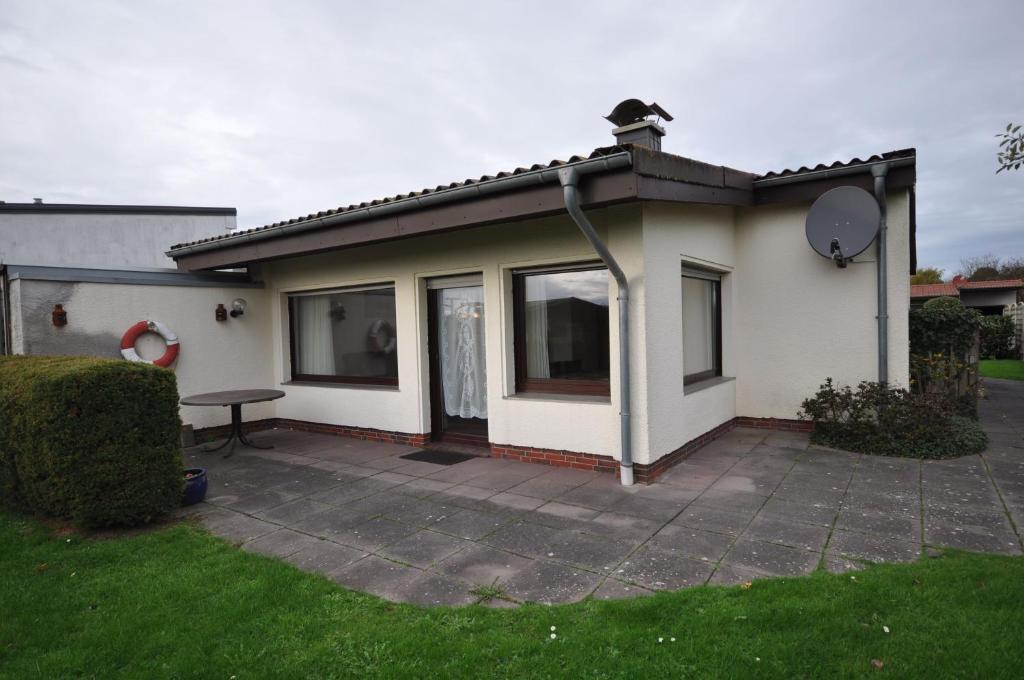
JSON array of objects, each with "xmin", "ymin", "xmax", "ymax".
[
  {"xmin": 0, "ymin": 356, "xmax": 183, "ymax": 527},
  {"xmin": 798, "ymin": 378, "xmax": 987, "ymax": 459},
  {"xmin": 979, "ymin": 315, "xmax": 1018, "ymax": 359}
]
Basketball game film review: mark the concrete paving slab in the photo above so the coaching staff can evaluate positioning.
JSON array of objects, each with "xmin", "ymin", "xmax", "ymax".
[
  {"xmin": 242, "ymin": 528, "xmax": 322, "ymax": 558},
  {"xmin": 615, "ymin": 543, "xmax": 714, "ymax": 590},
  {"xmin": 430, "ymin": 508, "xmax": 507, "ymax": 540},
  {"xmin": 723, "ymin": 537, "xmax": 820, "ymax": 577},
  {"xmin": 437, "ymin": 543, "xmax": 534, "ymax": 586},
  {"xmin": 378, "ymin": 529, "xmax": 472, "ymax": 568},
  {"xmin": 502, "ymin": 560, "xmax": 602, "ymax": 604},
  {"xmin": 827, "ymin": 529, "xmax": 922, "ymax": 563}
]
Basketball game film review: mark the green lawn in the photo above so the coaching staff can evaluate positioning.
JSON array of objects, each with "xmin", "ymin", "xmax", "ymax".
[
  {"xmin": 980, "ymin": 359, "xmax": 1024, "ymax": 381},
  {"xmin": 2, "ymin": 512, "xmax": 1023, "ymax": 678}
]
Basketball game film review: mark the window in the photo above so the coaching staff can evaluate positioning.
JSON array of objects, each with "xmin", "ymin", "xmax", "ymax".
[
  {"xmin": 513, "ymin": 264, "xmax": 610, "ymax": 396},
  {"xmin": 681, "ymin": 267, "xmax": 722, "ymax": 385},
  {"xmin": 288, "ymin": 285, "xmax": 398, "ymax": 385}
]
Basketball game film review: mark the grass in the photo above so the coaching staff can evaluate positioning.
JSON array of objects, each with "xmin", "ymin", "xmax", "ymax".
[
  {"xmin": 980, "ymin": 359, "xmax": 1024, "ymax": 381},
  {"xmin": 2, "ymin": 512, "xmax": 1023, "ymax": 678}
]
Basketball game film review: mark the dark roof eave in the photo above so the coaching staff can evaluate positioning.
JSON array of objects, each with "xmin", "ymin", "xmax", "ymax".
[{"xmin": 0, "ymin": 203, "xmax": 236, "ymax": 216}]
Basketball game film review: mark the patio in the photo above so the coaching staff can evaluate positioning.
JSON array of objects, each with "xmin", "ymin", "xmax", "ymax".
[{"xmin": 182, "ymin": 379, "xmax": 1024, "ymax": 606}]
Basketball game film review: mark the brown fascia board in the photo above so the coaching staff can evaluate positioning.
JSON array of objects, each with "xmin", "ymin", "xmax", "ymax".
[
  {"xmin": 174, "ymin": 169, "xmax": 641, "ymax": 270},
  {"xmin": 752, "ymin": 164, "xmax": 916, "ymax": 205},
  {"xmin": 172, "ymin": 149, "xmax": 764, "ymax": 271}
]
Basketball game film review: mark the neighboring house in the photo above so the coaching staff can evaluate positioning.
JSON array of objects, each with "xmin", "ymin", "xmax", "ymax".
[
  {"xmin": 0, "ymin": 201, "xmax": 236, "ymax": 269},
  {"xmin": 911, "ymin": 278, "xmax": 1024, "ymax": 314},
  {"xmin": 165, "ymin": 102, "xmax": 917, "ymax": 484},
  {"xmin": 0, "ymin": 203, "xmax": 260, "ymax": 421}
]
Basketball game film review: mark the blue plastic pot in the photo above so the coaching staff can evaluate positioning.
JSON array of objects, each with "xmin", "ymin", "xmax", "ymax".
[{"xmin": 182, "ymin": 468, "xmax": 208, "ymax": 506}]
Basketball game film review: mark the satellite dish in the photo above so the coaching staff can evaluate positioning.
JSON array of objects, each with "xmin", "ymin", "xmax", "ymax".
[{"xmin": 805, "ymin": 186, "xmax": 880, "ymax": 268}]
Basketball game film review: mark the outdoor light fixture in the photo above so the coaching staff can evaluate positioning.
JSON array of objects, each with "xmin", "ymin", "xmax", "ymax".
[
  {"xmin": 230, "ymin": 298, "xmax": 247, "ymax": 318},
  {"xmin": 51, "ymin": 304, "xmax": 67, "ymax": 327},
  {"xmin": 215, "ymin": 303, "xmax": 228, "ymax": 322}
]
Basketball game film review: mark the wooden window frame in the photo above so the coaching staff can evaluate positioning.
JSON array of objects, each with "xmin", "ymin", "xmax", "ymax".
[
  {"xmin": 512, "ymin": 264, "xmax": 611, "ymax": 397},
  {"xmin": 681, "ymin": 269, "xmax": 723, "ymax": 386},
  {"xmin": 287, "ymin": 286, "xmax": 399, "ymax": 387}
]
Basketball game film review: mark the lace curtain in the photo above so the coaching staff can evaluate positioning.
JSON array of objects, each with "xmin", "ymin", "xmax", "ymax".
[
  {"xmin": 440, "ymin": 286, "xmax": 488, "ymax": 418},
  {"xmin": 297, "ymin": 295, "xmax": 336, "ymax": 375}
]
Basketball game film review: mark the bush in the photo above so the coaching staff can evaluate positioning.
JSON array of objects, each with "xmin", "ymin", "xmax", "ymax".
[
  {"xmin": 979, "ymin": 315, "xmax": 1017, "ymax": 359},
  {"xmin": 909, "ymin": 296, "xmax": 981, "ymax": 413},
  {"xmin": 0, "ymin": 356, "xmax": 183, "ymax": 527},
  {"xmin": 798, "ymin": 378, "xmax": 987, "ymax": 459}
]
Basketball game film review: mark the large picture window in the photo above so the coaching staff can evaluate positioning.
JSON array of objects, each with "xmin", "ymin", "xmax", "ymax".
[
  {"xmin": 513, "ymin": 264, "xmax": 610, "ymax": 396},
  {"xmin": 288, "ymin": 285, "xmax": 398, "ymax": 385},
  {"xmin": 681, "ymin": 267, "xmax": 722, "ymax": 385}
]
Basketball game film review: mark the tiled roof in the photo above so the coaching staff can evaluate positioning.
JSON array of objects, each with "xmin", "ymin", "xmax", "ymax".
[
  {"xmin": 757, "ymin": 148, "xmax": 916, "ymax": 180},
  {"xmin": 911, "ymin": 283, "xmax": 958, "ymax": 298},
  {"xmin": 957, "ymin": 279, "xmax": 1024, "ymax": 290},
  {"xmin": 910, "ymin": 279, "xmax": 1023, "ymax": 298},
  {"xmin": 168, "ymin": 145, "xmax": 633, "ymax": 251}
]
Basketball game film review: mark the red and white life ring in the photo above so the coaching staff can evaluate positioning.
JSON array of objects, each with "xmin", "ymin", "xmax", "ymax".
[{"xmin": 120, "ymin": 320, "xmax": 180, "ymax": 368}]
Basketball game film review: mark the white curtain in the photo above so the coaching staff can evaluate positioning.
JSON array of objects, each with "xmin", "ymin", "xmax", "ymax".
[
  {"xmin": 682, "ymin": 277, "xmax": 714, "ymax": 374},
  {"xmin": 298, "ymin": 296, "xmax": 335, "ymax": 375},
  {"xmin": 440, "ymin": 287, "xmax": 487, "ymax": 418},
  {"xmin": 524, "ymin": 277, "xmax": 551, "ymax": 378}
]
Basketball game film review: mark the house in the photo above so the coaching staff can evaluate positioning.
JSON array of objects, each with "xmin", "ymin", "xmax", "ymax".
[
  {"xmin": 911, "ymin": 278, "xmax": 1023, "ymax": 315},
  {"xmin": 0, "ymin": 202, "xmax": 261, "ymax": 406},
  {"xmin": 165, "ymin": 101, "xmax": 916, "ymax": 484}
]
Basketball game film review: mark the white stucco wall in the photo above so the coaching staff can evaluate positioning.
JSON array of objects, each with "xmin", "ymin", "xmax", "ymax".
[
  {"xmin": 0, "ymin": 212, "xmax": 235, "ymax": 269},
  {"xmin": 733, "ymin": 190, "xmax": 912, "ymax": 420},
  {"xmin": 8, "ymin": 278, "xmax": 273, "ymax": 428},
  {"xmin": 640, "ymin": 203, "xmax": 738, "ymax": 462},
  {"xmin": 263, "ymin": 208, "xmax": 647, "ymax": 461}
]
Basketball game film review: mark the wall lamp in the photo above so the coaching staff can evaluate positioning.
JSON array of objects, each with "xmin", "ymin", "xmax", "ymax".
[{"xmin": 215, "ymin": 298, "xmax": 248, "ymax": 322}]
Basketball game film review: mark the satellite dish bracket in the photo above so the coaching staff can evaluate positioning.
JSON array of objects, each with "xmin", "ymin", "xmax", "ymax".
[{"xmin": 829, "ymin": 238, "xmax": 848, "ymax": 268}]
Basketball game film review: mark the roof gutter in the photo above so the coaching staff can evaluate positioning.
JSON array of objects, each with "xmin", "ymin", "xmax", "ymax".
[
  {"xmin": 751, "ymin": 155, "xmax": 915, "ymax": 188},
  {"xmin": 167, "ymin": 152, "xmax": 634, "ymax": 259},
  {"xmin": 558, "ymin": 165, "xmax": 634, "ymax": 487}
]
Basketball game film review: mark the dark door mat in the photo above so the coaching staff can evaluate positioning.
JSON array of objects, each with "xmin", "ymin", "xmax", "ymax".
[{"xmin": 399, "ymin": 449, "xmax": 479, "ymax": 466}]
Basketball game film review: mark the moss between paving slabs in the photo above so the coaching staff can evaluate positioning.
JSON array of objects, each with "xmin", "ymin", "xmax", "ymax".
[
  {"xmin": 2, "ymin": 512, "xmax": 1023, "ymax": 679},
  {"xmin": 981, "ymin": 359, "xmax": 1024, "ymax": 381}
]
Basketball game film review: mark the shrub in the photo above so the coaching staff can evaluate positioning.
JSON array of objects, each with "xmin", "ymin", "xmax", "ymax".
[
  {"xmin": 0, "ymin": 355, "xmax": 183, "ymax": 527},
  {"xmin": 979, "ymin": 315, "xmax": 1017, "ymax": 359},
  {"xmin": 798, "ymin": 378, "xmax": 987, "ymax": 459},
  {"xmin": 909, "ymin": 296, "xmax": 981, "ymax": 414}
]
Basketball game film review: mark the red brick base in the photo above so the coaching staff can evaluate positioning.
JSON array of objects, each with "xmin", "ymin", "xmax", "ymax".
[
  {"xmin": 193, "ymin": 418, "xmax": 429, "ymax": 447},
  {"xmin": 192, "ymin": 415, "xmax": 809, "ymax": 484}
]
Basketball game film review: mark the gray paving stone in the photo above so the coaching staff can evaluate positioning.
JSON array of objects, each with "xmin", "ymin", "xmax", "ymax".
[
  {"xmin": 486, "ymin": 491, "xmax": 546, "ymax": 512},
  {"xmin": 835, "ymin": 508, "xmax": 921, "ymax": 542},
  {"xmin": 532, "ymin": 501, "xmax": 601, "ymax": 523},
  {"xmin": 651, "ymin": 524, "xmax": 735, "ymax": 562},
  {"xmin": 709, "ymin": 473, "xmax": 783, "ymax": 496},
  {"xmin": 430, "ymin": 508, "xmax": 507, "ymax": 540},
  {"xmin": 585, "ymin": 512, "xmax": 663, "ymax": 540},
  {"xmin": 723, "ymin": 537, "xmax": 820, "ymax": 577},
  {"xmin": 482, "ymin": 521, "xmax": 567, "ymax": 558},
  {"xmin": 615, "ymin": 543, "xmax": 714, "ymax": 590},
  {"xmin": 242, "ymin": 528, "xmax": 322, "ymax": 558},
  {"xmin": 392, "ymin": 572, "xmax": 477, "ymax": 607},
  {"xmin": 757, "ymin": 496, "xmax": 837, "ymax": 526},
  {"xmin": 708, "ymin": 562, "xmax": 765, "ymax": 586},
  {"xmin": 670, "ymin": 505, "xmax": 754, "ymax": 536},
  {"xmin": 397, "ymin": 477, "xmax": 457, "ymax": 497},
  {"xmin": 203, "ymin": 511, "xmax": 278, "ymax": 543},
  {"xmin": 690, "ymin": 488, "xmax": 768, "ymax": 513},
  {"xmin": 506, "ymin": 474, "xmax": 589, "ymax": 499},
  {"xmin": 378, "ymin": 529, "xmax": 472, "ymax": 568},
  {"xmin": 741, "ymin": 515, "xmax": 831, "ymax": 552},
  {"xmin": 328, "ymin": 555, "xmax": 423, "ymax": 601},
  {"xmin": 437, "ymin": 543, "xmax": 534, "ymax": 586},
  {"xmin": 256, "ymin": 497, "xmax": 333, "ymax": 524},
  {"xmin": 606, "ymin": 494, "xmax": 688, "ymax": 521},
  {"xmin": 502, "ymin": 560, "xmax": 602, "ymax": 604},
  {"xmin": 556, "ymin": 478, "xmax": 634, "ymax": 508},
  {"xmin": 827, "ymin": 529, "xmax": 922, "ymax": 563},
  {"xmin": 290, "ymin": 507, "xmax": 371, "ymax": 540},
  {"xmin": 285, "ymin": 540, "xmax": 367, "ymax": 574},
  {"xmin": 592, "ymin": 578, "xmax": 655, "ymax": 600},
  {"xmin": 328, "ymin": 517, "xmax": 418, "ymax": 552},
  {"xmin": 924, "ymin": 524, "xmax": 1022, "ymax": 554}
]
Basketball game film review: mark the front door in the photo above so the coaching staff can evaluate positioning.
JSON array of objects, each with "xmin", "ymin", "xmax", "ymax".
[{"xmin": 427, "ymin": 277, "xmax": 488, "ymax": 445}]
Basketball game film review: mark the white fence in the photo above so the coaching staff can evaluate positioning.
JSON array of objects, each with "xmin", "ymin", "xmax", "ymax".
[{"xmin": 1005, "ymin": 302, "xmax": 1024, "ymax": 359}]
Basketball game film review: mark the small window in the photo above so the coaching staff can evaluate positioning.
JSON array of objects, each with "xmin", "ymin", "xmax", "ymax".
[
  {"xmin": 682, "ymin": 268, "xmax": 722, "ymax": 385},
  {"xmin": 513, "ymin": 264, "xmax": 610, "ymax": 396},
  {"xmin": 288, "ymin": 285, "xmax": 398, "ymax": 385}
]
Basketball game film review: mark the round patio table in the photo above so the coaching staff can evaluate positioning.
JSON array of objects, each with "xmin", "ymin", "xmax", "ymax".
[{"xmin": 180, "ymin": 389, "xmax": 285, "ymax": 457}]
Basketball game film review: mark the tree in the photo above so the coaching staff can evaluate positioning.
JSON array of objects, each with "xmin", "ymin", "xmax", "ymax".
[
  {"xmin": 910, "ymin": 267, "xmax": 944, "ymax": 285},
  {"xmin": 997, "ymin": 257, "xmax": 1024, "ymax": 280},
  {"xmin": 959, "ymin": 254, "xmax": 1001, "ymax": 280},
  {"xmin": 996, "ymin": 123, "xmax": 1023, "ymax": 173}
]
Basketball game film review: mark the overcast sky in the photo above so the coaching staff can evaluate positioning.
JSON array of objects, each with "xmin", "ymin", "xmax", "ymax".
[{"xmin": 2, "ymin": 1, "xmax": 1021, "ymax": 277}]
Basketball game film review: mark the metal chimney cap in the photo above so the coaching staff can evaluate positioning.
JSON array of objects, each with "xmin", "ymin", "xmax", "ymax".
[
  {"xmin": 33, "ymin": 197, "xmax": 43, "ymax": 204},
  {"xmin": 604, "ymin": 99, "xmax": 673, "ymax": 127}
]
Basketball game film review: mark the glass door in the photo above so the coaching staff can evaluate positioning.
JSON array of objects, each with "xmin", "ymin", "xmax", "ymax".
[{"xmin": 427, "ymin": 277, "xmax": 488, "ymax": 444}]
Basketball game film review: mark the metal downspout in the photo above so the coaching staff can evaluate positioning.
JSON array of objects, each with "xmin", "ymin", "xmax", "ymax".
[
  {"xmin": 557, "ymin": 166, "xmax": 633, "ymax": 486},
  {"xmin": 873, "ymin": 163, "xmax": 890, "ymax": 384}
]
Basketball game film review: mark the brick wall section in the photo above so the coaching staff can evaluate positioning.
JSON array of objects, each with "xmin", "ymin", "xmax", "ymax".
[{"xmin": 193, "ymin": 415, "xmax": 811, "ymax": 484}]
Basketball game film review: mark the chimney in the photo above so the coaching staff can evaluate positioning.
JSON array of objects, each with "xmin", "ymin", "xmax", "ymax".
[
  {"xmin": 604, "ymin": 99, "xmax": 673, "ymax": 151},
  {"xmin": 33, "ymin": 197, "xmax": 43, "ymax": 204}
]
